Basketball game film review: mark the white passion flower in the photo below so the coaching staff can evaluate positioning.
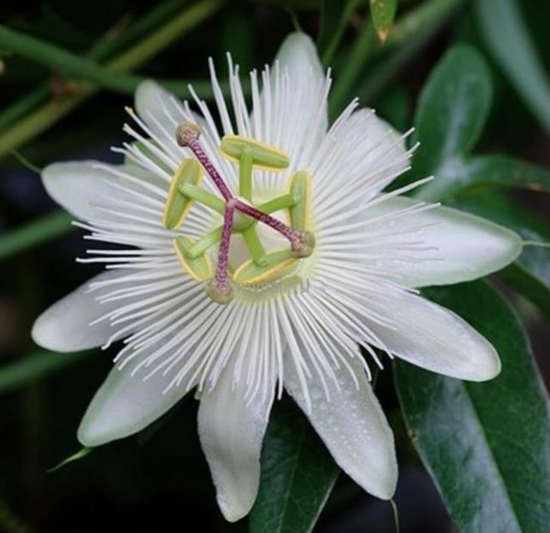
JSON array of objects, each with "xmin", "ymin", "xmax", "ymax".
[{"xmin": 32, "ymin": 33, "xmax": 522, "ymax": 521}]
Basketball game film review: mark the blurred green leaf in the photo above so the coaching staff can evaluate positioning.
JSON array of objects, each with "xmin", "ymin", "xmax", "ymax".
[
  {"xmin": 0, "ymin": 211, "xmax": 73, "ymax": 264},
  {"xmin": 395, "ymin": 281, "xmax": 550, "ymax": 533},
  {"xmin": 476, "ymin": 0, "xmax": 550, "ymax": 135},
  {"xmin": 0, "ymin": 350, "xmax": 93, "ymax": 397},
  {"xmin": 249, "ymin": 398, "xmax": 339, "ymax": 533},
  {"xmin": 370, "ymin": 0, "xmax": 398, "ymax": 42},
  {"xmin": 410, "ymin": 44, "xmax": 492, "ymax": 183},
  {"xmin": 415, "ymin": 154, "xmax": 550, "ymax": 202}
]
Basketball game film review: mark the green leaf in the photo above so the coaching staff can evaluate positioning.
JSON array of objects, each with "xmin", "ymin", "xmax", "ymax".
[
  {"xmin": 370, "ymin": 0, "xmax": 398, "ymax": 42},
  {"xmin": 395, "ymin": 281, "xmax": 550, "ymax": 533},
  {"xmin": 410, "ymin": 44, "xmax": 492, "ymax": 183},
  {"xmin": 415, "ymin": 154, "xmax": 550, "ymax": 202},
  {"xmin": 249, "ymin": 398, "xmax": 339, "ymax": 533},
  {"xmin": 476, "ymin": 0, "xmax": 550, "ymax": 135}
]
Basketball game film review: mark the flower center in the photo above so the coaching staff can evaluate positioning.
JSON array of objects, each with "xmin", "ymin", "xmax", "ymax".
[{"xmin": 163, "ymin": 122, "xmax": 315, "ymax": 304}]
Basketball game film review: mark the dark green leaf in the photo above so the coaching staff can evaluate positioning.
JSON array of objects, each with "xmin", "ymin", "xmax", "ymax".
[
  {"xmin": 476, "ymin": 0, "xmax": 550, "ymax": 135},
  {"xmin": 452, "ymin": 192, "xmax": 550, "ymax": 319},
  {"xmin": 415, "ymin": 154, "xmax": 550, "ymax": 202},
  {"xmin": 249, "ymin": 398, "xmax": 339, "ymax": 533},
  {"xmin": 395, "ymin": 281, "xmax": 550, "ymax": 533},
  {"xmin": 411, "ymin": 44, "xmax": 492, "ymax": 182},
  {"xmin": 370, "ymin": 0, "xmax": 398, "ymax": 42}
]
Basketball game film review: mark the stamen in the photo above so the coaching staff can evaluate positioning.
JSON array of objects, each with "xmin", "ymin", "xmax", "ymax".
[
  {"xmin": 233, "ymin": 199, "xmax": 315, "ymax": 258},
  {"xmin": 176, "ymin": 122, "xmax": 233, "ymax": 201}
]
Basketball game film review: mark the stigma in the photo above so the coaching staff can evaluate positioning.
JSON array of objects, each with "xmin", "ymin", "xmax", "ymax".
[{"xmin": 164, "ymin": 122, "xmax": 316, "ymax": 304}]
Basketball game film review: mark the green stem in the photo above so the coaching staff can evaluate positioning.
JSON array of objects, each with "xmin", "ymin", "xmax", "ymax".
[
  {"xmin": 257, "ymin": 194, "xmax": 296, "ymax": 214},
  {"xmin": 0, "ymin": 0, "xmax": 192, "ymax": 131},
  {"xmin": 180, "ymin": 183, "xmax": 225, "ymax": 214},
  {"xmin": 0, "ymin": 0, "xmax": 224, "ymax": 161},
  {"xmin": 187, "ymin": 227, "xmax": 223, "ymax": 258},
  {"xmin": 242, "ymin": 226, "xmax": 267, "ymax": 266},
  {"xmin": 320, "ymin": 0, "xmax": 363, "ymax": 67},
  {"xmin": 0, "ymin": 211, "xmax": 73, "ymax": 263}
]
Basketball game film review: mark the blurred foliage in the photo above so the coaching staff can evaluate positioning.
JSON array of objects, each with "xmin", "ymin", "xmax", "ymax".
[{"xmin": 1, "ymin": 1, "xmax": 550, "ymax": 533}]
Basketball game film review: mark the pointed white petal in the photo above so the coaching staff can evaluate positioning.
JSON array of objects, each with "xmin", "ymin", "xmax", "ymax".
[
  {"xmin": 32, "ymin": 271, "xmax": 128, "ymax": 352},
  {"xmin": 275, "ymin": 32, "xmax": 323, "ymax": 83},
  {"xmin": 264, "ymin": 32, "xmax": 327, "ymax": 164},
  {"xmin": 370, "ymin": 291, "xmax": 501, "ymax": 381},
  {"xmin": 284, "ymin": 354, "xmax": 397, "ymax": 500},
  {"xmin": 135, "ymin": 80, "xmax": 183, "ymax": 141},
  {"xmin": 78, "ymin": 357, "xmax": 187, "ymax": 447},
  {"xmin": 198, "ymin": 367, "xmax": 274, "ymax": 522},
  {"xmin": 363, "ymin": 196, "xmax": 522, "ymax": 287},
  {"xmin": 41, "ymin": 160, "xmax": 158, "ymax": 221}
]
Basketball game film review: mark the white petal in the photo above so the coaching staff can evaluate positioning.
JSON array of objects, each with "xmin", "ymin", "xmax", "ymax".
[
  {"xmin": 198, "ymin": 367, "xmax": 274, "ymax": 522},
  {"xmin": 284, "ymin": 354, "xmax": 397, "ymax": 500},
  {"xmin": 135, "ymin": 80, "xmax": 184, "ymax": 142},
  {"xmin": 78, "ymin": 357, "xmax": 187, "ymax": 447},
  {"xmin": 275, "ymin": 32, "xmax": 323, "ymax": 83},
  {"xmin": 32, "ymin": 271, "xmax": 127, "ymax": 352},
  {"xmin": 363, "ymin": 196, "xmax": 522, "ymax": 287},
  {"xmin": 266, "ymin": 32, "xmax": 327, "ymax": 166},
  {"xmin": 370, "ymin": 291, "xmax": 501, "ymax": 381},
  {"xmin": 41, "ymin": 160, "xmax": 158, "ymax": 221}
]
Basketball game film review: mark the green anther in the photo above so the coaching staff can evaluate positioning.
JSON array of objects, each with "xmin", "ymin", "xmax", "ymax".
[
  {"xmin": 179, "ymin": 183, "xmax": 225, "ymax": 214},
  {"xmin": 233, "ymin": 249, "xmax": 300, "ymax": 285},
  {"xmin": 239, "ymin": 146, "xmax": 254, "ymax": 200},
  {"xmin": 186, "ymin": 227, "xmax": 223, "ymax": 259},
  {"xmin": 288, "ymin": 170, "xmax": 312, "ymax": 231},
  {"xmin": 163, "ymin": 159, "xmax": 203, "ymax": 230},
  {"xmin": 242, "ymin": 226, "xmax": 268, "ymax": 266},
  {"xmin": 221, "ymin": 135, "xmax": 290, "ymax": 171},
  {"xmin": 174, "ymin": 236, "xmax": 212, "ymax": 282}
]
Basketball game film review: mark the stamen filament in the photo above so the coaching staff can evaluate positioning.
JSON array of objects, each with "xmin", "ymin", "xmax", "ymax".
[
  {"xmin": 180, "ymin": 183, "xmax": 225, "ymax": 214},
  {"xmin": 256, "ymin": 194, "xmax": 296, "ymax": 215},
  {"xmin": 242, "ymin": 226, "xmax": 267, "ymax": 266},
  {"xmin": 187, "ymin": 227, "xmax": 223, "ymax": 259}
]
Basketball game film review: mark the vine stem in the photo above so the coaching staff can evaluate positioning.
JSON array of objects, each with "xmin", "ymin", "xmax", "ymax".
[{"xmin": 0, "ymin": 0, "xmax": 225, "ymax": 160}]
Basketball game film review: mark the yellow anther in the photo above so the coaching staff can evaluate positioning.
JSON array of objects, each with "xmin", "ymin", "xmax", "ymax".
[
  {"xmin": 233, "ymin": 250, "xmax": 300, "ymax": 285},
  {"xmin": 173, "ymin": 236, "xmax": 213, "ymax": 282},
  {"xmin": 162, "ymin": 159, "xmax": 203, "ymax": 230},
  {"xmin": 220, "ymin": 135, "xmax": 290, "ymax": 171},
  {"xmin": 287, "ymin": 170, "xmax": 312, "ymax": 232}
]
